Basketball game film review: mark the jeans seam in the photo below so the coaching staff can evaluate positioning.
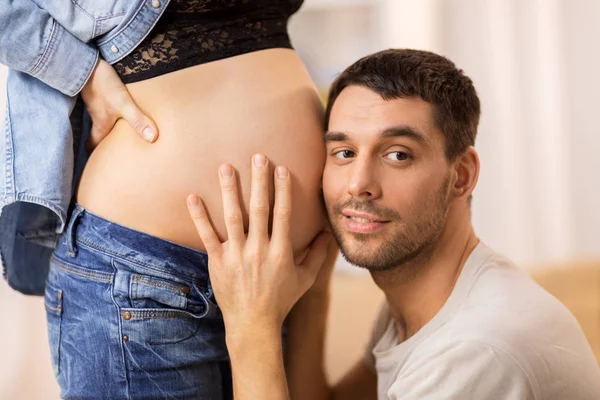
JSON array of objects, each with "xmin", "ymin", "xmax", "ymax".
[
  {"xmin": 76, "ymin": 236, "xmax": 207, "ymax": 283},
  {"xmin": 51, "ymin": 255, "xmax": 113, "ymax": 283},
  {"xmin": 109, "ymin": 257, "xmax": 130, "ymax": 399},
  {"xmin": 125, "ymin": 310, "xmax": 200, "ymax": 319},
  {"xmin": 30, "ymin": 20, "xmax": 57, "ymax": 76},
  {"xmin": 4, "ymin": 92, "xmax": 15, "ymax": 202},
  {"xmin": 132, "ymin": 274, "xmax": 188, "ymax": 293}
]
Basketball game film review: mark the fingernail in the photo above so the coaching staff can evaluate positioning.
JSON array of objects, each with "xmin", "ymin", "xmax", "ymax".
[
  {"xmin": 253, "ymin": 154, "xmax": 266, "ymax": 168},
  {"xmin": 220, "ymin": 164, "xmax": 233, "ymax": 178},
  {"xmin": 143, "ymin": 127, "xmax": 155, "ymax": 142},
  {"xmin": 188, "ymin": 195, "xmax": 198, "ymax": 206},
  {"xmin": 276, "ymin": 166, "xmax": 288, "ymax": 178}
]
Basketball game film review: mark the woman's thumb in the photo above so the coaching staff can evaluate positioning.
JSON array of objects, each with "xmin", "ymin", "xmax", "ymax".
[{"xmin": 121, "ymin": 101, "xmax": 158, "ymax": 143}]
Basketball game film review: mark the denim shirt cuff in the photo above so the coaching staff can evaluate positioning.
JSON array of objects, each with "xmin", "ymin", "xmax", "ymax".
[{"xmin": 30, "ymin": 21, "xmax": 100, "ymax": 97}]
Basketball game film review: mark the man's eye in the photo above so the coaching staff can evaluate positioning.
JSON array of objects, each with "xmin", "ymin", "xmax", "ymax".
[
  {"xmin": 385, "ymin": 152, "xmax": 410, "ymax": 161},
  {"xmin": 333, "ymin": 150, "xmax": 355, "ymax": 159}
]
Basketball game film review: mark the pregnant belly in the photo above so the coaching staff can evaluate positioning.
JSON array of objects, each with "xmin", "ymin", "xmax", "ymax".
[{"xmin": 76, "ymin": 49, "xmax": 327, "ymax": 255}]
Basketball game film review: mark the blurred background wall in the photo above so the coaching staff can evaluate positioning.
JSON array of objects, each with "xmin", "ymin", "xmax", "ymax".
[
  {"xmin": 293, "ymin": 0, "xmax": 600, "ymax": 270},
  {"xmin": 1, "ymin": 0, "xmax": 599, "ymax": 398}
]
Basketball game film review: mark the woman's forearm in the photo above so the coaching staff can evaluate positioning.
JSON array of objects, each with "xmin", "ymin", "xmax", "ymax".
[{"xmin": 227, "ymin": 325, "xmax": 291, "ymax": 400}]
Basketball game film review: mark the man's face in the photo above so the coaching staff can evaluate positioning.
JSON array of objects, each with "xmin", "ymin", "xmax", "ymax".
[{"xmin": 323, "ymin": 86, "xmax": 453, "ymax": 271}]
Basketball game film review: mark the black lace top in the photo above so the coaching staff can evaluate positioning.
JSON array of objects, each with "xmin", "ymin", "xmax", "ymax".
[{"xmin": 114, "ymin": 0, "xmax": 303, "ymax": 83}]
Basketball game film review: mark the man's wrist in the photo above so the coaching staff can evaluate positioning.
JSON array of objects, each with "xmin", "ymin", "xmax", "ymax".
[{"xmin": 225, "ymin": 320, "xmax": 282, "ymax": 352}]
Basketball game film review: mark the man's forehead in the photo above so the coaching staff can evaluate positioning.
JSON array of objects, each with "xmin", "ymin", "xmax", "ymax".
[{"xmin": 327, "ymin": 86, "xmax": 438, "ymax": 142}]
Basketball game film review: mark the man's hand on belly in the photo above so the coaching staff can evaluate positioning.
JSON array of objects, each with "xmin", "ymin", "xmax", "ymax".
[
  {"xmin": 185, "ymin": 153, "xmax": 333, "ymax": 399},
  {"xmin": 81, "ymin": 59, "xmax": 159, "ymax": 153}
]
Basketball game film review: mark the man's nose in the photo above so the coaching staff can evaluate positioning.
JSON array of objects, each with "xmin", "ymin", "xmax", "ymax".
[{"xmin": 347, "ymin": 158, "xmax": 381, "ymax": 199}]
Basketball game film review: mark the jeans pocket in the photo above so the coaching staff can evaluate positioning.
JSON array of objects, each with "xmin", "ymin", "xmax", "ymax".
[
  {"xmin": 44, "ymin": 281, "xmax": 63, "ymax": 377},
  {"xmin": 127, "ymin": 272, "xmax": 211, "ymax": 319},
  {"xmin": 129, "ymin": 273, "xmax": 190, "ymax": 311}
]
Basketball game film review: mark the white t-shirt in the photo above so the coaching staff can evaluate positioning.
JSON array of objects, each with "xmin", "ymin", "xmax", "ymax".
[{"xmin": 365, "ymin": 242, "xmax": 600, "ymax": 399}]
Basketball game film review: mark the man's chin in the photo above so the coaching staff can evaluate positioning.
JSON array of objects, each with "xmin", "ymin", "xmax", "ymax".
[
  {"xmin": 338, "ymin": 239, "xmax": 386, "ymax": 269},
  {"xmin": 338, "ymin": 250, "xmax": 397, "ymax": 272}
]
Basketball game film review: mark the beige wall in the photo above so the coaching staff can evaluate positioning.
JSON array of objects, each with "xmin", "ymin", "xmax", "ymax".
[{"xmin": 0, "ymin": 285, "xmax": 61, "ymax": 399}]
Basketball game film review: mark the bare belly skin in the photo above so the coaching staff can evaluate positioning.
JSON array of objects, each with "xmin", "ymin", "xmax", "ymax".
[{"xmin": 76, "ymin": 49, "xmax": 327, "ymax": 255}]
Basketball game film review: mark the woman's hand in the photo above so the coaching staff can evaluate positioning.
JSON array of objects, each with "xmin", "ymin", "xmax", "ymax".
[
  {"xmin": 186, "ymin": 154, "xmax": 332, "ymax": 335},
  {"xmin": 81, "ymin": 58, "xmax": 159, "ymax": 152}
]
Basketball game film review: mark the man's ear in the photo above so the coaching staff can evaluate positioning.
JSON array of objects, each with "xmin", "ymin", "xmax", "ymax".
[{"xmin": 451, "ymin": 146, "xmax": 480, "ymax": 200}]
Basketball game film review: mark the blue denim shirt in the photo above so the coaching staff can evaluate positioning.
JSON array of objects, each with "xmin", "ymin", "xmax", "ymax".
[{"xmin": 0, "ymin": 0, "xmax": 170, "ymax": 295}]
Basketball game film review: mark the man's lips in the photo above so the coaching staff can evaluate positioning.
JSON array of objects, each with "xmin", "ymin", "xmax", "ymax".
[
  {"xmin": 341, "ymin": 209, "xmax": 390, "ymax": 233},
  {"xmin": 342, "ymin": 209, "xmax": 389, "ymax": 223}
]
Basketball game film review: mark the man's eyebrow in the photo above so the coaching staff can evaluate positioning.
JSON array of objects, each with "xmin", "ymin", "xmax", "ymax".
[
  {"xmin": 324, "ymin": 126, "xmax": 429, "ymax": 144},
  {"xmin": 324, "ymin": 132, "xmax": 348, "ymax": 142},
  {"xmin": 380, "ymin": 126, "xmax": 428, "ymax": 143}
]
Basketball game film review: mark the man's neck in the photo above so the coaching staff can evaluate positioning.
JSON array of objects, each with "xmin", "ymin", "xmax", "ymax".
[{"xmin": 370, "ymin": 212, "xmax": 479, "ymax": 342}]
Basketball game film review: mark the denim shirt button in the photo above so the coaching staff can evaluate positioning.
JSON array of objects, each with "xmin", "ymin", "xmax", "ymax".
[
  {"xmin": 110, "ymin": 45, "xmax": 119, "ymax": 53},
  {"xmin": 152, "ymin": 0, "xmax": 161, "ymax": 8}
]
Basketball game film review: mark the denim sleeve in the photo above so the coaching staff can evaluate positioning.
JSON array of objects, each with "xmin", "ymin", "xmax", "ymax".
[{"xmin": 0, "ymin": 0, "xmax": 99, "ymax": 96}]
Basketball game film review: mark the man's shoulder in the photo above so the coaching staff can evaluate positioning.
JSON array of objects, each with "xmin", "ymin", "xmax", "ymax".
[
  {"xmin": 420, "ymin": 247, "xmax": 600, "ymax": 398},
  {"xmin": 464, "ymin": 245, "xmax": 579, "ymax": 333},
  {"xmin": 451, "ymin": 246, "xmax": 583, "ymax": 348}
]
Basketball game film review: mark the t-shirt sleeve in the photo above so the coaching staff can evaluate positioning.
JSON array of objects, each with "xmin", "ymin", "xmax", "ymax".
[
  {"xmin": 388, "ymin": 341, "xmax": 534, "ymax": 399},
  {"xmin": 363, "ymin": 301, "xmax": 393, "ymax": 372}
]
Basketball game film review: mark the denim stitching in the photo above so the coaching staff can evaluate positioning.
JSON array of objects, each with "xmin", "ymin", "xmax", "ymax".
[
  {"xmin": 132, "ymin": 274, "xmax": 187, "ymax": 293},
  {"xmin": 97, "ymin": 0, "xmax": 156, "ymax": 45},
  {"xmin": 69, "ymin": 0, "xmax": 94, "ymax": 19},
  {"xmin": 30, "ymin": 20, "xmax": 57, "ymax": 76},
  {"xmin": 96, "ymin": 11, "xmax": 127, "ymax": 21},
  {"xmin": 15, "ymin": 193, "xmax": 66, "ymax": 233},
  {"xmin": 108, "ymin": 257, "xmax": 130, "ymax": 398},
  {"xmin": 74, "ymin": 50, "xmax": 99, "ymax": 96},
  {"xmin": 71, "ymin": 0, "xmax": 127, "ymax": 19},
  {"xmin": 76, "ymin": 236, "xmax": 206, "ymax": 283},
  {"xmin": 4, "ymin": 91, "xmax": 15, "ymax": 201},
  {"xmin": 51, "ymin": 256, "xmax": 113, "ymax": 283},
  {"xmin": 127, "ymin": 310, "xmax": 200, "ymax": 320},
  {"xmin": 98, "ymin": 0, "xmax": 169, "ymax": 64}
]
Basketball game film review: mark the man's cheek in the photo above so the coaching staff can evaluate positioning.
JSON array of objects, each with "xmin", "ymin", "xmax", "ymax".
[{"xmin": 321, "ymin": 169, "xmax": 337, "ymax": 205}]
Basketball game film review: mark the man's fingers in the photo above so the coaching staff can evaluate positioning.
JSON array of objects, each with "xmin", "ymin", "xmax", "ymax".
[
  {"xmin": 248, "ymin": 154, "xmax": 270, "ymax": 244},
  {"xmin": 219, "ymin": 164, "xmax": 246, "ymax": 248},
  {"xmin": 120, "ymin": 101, "xmax": 158, "ymax": 143},
  {"xmin": 271, "ymin": 166, "xmax": 293, "ymax": 249},
  {"xmin": 187, "ymin": 194, "xmax": 222, "ymax": 257}
]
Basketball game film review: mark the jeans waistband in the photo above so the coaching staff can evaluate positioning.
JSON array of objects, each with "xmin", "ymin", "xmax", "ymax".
[{"xmin": 64, "ymin": 203, "xmax": 210, "ymax": 284}]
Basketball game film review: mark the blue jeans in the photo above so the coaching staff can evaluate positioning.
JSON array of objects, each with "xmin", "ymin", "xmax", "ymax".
[{"xmin": 44, "ymin": 204, "xmax": 232, "ymax": 399}]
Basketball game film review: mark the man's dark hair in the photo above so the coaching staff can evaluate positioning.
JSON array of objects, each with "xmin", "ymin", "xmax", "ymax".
[{"xmin": 325, "ymin": 49, "xmax": 481, "ymax": 160}]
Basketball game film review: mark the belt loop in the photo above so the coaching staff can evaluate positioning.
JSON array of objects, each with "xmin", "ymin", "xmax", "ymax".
[
  {"xmin": 66, "ymin": 205, "xmax": 85, "ymax": 257},
  {"xmin": 192, "ymin": 283, "xmax": 216, "ymax": 319}
]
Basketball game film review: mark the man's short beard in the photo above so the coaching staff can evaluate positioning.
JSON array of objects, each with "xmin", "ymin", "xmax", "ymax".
[{"xmin": 328, "ymin": 176, "xmax": 451, "ymax": 272}]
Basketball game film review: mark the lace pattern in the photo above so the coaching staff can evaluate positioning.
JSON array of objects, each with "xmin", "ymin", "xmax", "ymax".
[{"xmin": 114, "ymin": 0, "xmax": 303, "ymax": 83}]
